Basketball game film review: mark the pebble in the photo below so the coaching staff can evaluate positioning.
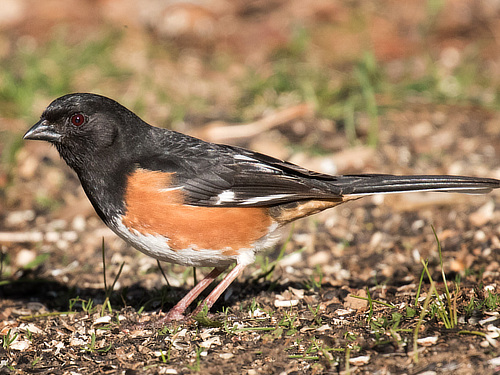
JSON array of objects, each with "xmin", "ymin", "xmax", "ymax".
[
  {"xmin": 279, "ymin": 251, "xmax": 302, "ymax": 267},
  {"xmin": 474, "ymin": 230, "xmax": 486, "ymax": 242},
  {"xmin": 417, "ymin": 336, "xmax": 438, "ymax": 346},
  {"xmin": 308, "ymin": 250, "xmax": 330, "ymax": 265},
  {"xmin": 47, "ymin": 219, "xmax": 67, "ymax": 230},
  {"xmin": 274, "ymin": 299, "xmax": 299, "ymax": 308},
  {"xmin": 9, "ymin": 340, "xmax": 30, "ymax": 351},
  {"xmin": 335, "ymin": 309, "xmax": 353, "ymax": 316},
  {"xmin": 469, "ymin": 200, "xmax": 495, "ymax": 226},
  {"xmin": 488, "ymin": 356, "xmax": 500, "ymax": 366},
  {"xmin": 349, "ymin": 355, "xmax": 370, "ymax": 366},
  {"xmin": 19, "ymin": 323, "xmax": 43, "ymax": 334},
  {"xmin": 15, "ymin": 249, "xmax": 36, "ymax": 267},
  {"xmin": 249, "ymin": 308, "xmax": 268, "ymax": 318},
  {"xmin": 69, "ymin": 336, "xmax": 87, "ymax": 346},
  {"xmin": 5, "ymin": 210, "xmax": 35, "ymax": 227},
  {"xmin": 72, "ymin": 215, "xmax": 87, "ymax": 231},
  {"xmin": 93, "ymin": 316, "xmax": 112, "ymax": 325},
  {"xmin": 484, "ymin": 284, "xmax": 496, "ymax": 293}
]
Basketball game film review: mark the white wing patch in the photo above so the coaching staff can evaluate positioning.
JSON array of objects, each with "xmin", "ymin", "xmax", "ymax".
[
  {"xmin": 216, "ymin": 190, "xmax": 236, "ymax": 205},
  {"xmin": 240, "ymin": 193, "xmax": 292, "ymax": 205},
  {"xmin": 234, "ymin": 154, "xmax": 258, "ymax": 162}
]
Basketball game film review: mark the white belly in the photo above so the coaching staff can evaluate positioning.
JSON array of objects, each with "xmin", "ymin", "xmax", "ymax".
[{"xmin": 112, "ymin": 219, "xmax": 281, "ymax": 268}]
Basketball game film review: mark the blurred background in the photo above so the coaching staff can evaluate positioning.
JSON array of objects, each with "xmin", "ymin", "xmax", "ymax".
[{"xmin": 1, "ymin": 0, "xmax": 500, "ymax": 293}]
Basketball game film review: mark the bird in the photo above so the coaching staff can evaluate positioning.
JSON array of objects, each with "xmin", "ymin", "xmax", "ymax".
[{"xmin": 24, "ymin": 93, "xmax": 500, "ymax": 325}]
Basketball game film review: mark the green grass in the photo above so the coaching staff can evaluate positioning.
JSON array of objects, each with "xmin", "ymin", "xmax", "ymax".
[
  {"xmin": 412, "ymin": 227, "xmax": 472, "ymax": 362},
  {"xmin": 81, "ymin": 332, "xmax": 113, "ymax": 354},
  {"xmin": 1, "ymin": 22, "xmax": 497, "ymax": 178},
  {"xmin": 186, "ymin": 346, "xmax": 204, "ymax": 372},
  {"xmin": 237, "ymin": 49, "xmax": 385, "ymax": 146},
  {"xmin": 235, "ymin": 27, "xmax": 499, "ymax": 151},
  {"xmin": 0, "ymin": 30, "xmax": 127, "ymax": 120},
  {"xmin": 101, "ymin": 239, "xmax": 125, "ymax": 316},
  {"xmin": 465, "ymin": 290, "xmax": 500, "ymax": 315},
  {"xmin": 68, "ymin": 297, "xmax": 96, "ymax": 314},
  {"xmin": 0, "ymin": 133, "xmax": 24, "ymax": 185},
  {"xmin": 2, "ymin": 329, "xmax": 18, "ymax": 350},
  {"xmin": 287, "ymin": 336, "xmax": 343, "ymax": 363},
  {"xmin": 418, "ymin": 227, "xmax": 458, "ymax": 330},
  {"xmin": 338, "ymin": 226, "xmax": 500, "ymax": 365},
  {"xmin": 0, "ymin": 30, "xmax": 131, "ymax": 195},
  {"xmin": 303, "ymin": 264, "xmax": 324, "ymax": 291},
  {"xmin": 240, "ymin": 47, "xmax": 498, "ymax": 148}
]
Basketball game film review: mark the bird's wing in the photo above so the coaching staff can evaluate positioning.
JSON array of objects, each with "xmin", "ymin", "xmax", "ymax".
[
  {"xmin": 137, "ymin": 140, "xmax": 500, "ymax": 208},
  {"xmin": 137, "ymin": 143, "xmax": 342, "ymax": 207}
]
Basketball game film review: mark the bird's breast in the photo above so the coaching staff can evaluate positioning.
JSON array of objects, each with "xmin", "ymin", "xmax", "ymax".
[{"xmin": 113, "ymin": 168, "xmax": 278, "ymax": 267}]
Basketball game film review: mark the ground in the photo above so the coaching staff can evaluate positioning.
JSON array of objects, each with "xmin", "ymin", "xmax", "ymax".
[{"xmin": 1, "ymin": 1, "xmax": 500, "ymax": 374}]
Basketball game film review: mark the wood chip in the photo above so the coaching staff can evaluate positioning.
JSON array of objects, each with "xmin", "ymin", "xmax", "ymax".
[
  {"xmin": 200, "ymin": 336, "xmax": 222, "ymax": 349},
  {"xmin": 19, "ymin": 323, "xmax": 43, "ymax": 334},
  {"xmin": 344, "ymin": 293, "xmax": 368, "ymax": 310},
  {"xmin": 349, "ymin": 355, "xmax": 370, "ymax": 365},
  {"xmin": 194, "ymin": 103, "xmax": 313, "ymax": 142},
  {"xmin": 274, "ymin": 299, "xmax": 299, "ymax": 308},
  {"xmin": 417, "ymin": 336, "xmax": 438, "ymax": 346},
  {"xmin": 9, "ymin": 339, "xmax": 30, "ymax": 351},
  {"xmin": 469, "ymin": 200, "xmax": 495, "ymax": 226},
  {"xmin": 93, "ymin": 316, "xmax": 112, "ymax": 325}
]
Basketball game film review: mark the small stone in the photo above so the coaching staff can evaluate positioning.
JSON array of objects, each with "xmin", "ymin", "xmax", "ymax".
[
  {"xmin": 343, "ymin": 290, "xmax": 368, "ymax": 310},
  {"xmin": 316, "ymin": 324, "xmax": 331, "ymax": 332},
  {"xmin": 470, "ymin": 201, "xmax": 495, "ymax": 227},
  {"xmin": 488, "ymin": 356, "xmax": 500, "ymax": 366},
  {"xmin": 15, "ymin": 249, "xmax": 36, "ymax": 268},
  {"xmin": 349, "ymin": 355, "xmax": 370, "ymax": 366},
  {"xmin": 72, "ymin": 215, "xmax": 87, "ymax": 231},
  {"xmin": 417, "ymin": 336, "xmax": 438, "ymax": 346},
  {"xmin": 6, "ymin": 210, "xmax": 35, "ymax": 227},
  {"xmin": 9, "ymin": 339, "xmax": 30, "ymax": 351},
  {"xmin": 19, "ymin": 323, "xmax": 43, "ymax": 334},
  {"xmin": 93, "ymin": 316, "xmax": 112, "ymax": 325},
  {"xmin": 69, "ymin": 336, "xmax": 87, "ymax": 346},
  {"xmin": 274, "ymin": 299, "xmax": 299, "ymax": 308},
  {"xmin": 200, "ymin": 336, "xmax": 221, "ymax": 349}
]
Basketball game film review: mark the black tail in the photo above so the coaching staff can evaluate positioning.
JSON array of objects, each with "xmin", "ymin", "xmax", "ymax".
[{"xmin": 332, "ymin": 174, "xmax": 500, "ymax": 196}]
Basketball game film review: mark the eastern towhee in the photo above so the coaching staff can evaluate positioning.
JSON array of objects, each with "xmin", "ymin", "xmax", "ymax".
[{"xmin": 24, "ymin": 93, "xmax": 500, "ymax": 325}]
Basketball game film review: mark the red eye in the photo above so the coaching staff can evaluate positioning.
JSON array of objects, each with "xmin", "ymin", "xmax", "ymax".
[{"xmin": 70, "ymin": 113, "xmax": 85, "ymax": 126}]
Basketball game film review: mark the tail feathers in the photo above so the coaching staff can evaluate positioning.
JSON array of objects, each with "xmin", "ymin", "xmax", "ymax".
[{"xmin": 333, "ymin": 174, "xmax": 500, "ymax": 197}]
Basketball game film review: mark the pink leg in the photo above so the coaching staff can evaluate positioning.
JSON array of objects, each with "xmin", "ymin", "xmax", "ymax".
[
  {"xmin": 190, "ymin": 263, "xmax": 247, "ymax": 318},
  {"xmin": 155, "ymin": 267, "xmax": 226, "ymax": 324}
]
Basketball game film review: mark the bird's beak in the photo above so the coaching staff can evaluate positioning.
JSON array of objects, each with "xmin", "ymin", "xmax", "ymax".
[{"xmin": 23, "ymin": 119, "xmax": 61, "ymax": 142}]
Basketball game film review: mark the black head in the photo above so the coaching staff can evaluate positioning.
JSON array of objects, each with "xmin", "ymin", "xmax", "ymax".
[{"xmin": 24, "ymin": 93, "xmax": 146, "ymax": 170}]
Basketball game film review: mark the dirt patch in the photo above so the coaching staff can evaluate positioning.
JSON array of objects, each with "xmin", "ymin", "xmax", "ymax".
[{"xmin": 2, "ymin": 103, "xmax": 500, "ymax": 374}]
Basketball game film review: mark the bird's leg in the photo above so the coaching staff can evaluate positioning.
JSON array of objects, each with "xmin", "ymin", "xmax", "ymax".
[
  {"xmin": 158, "ymin": 266, "xmax": 227, "ymax": 324},
  {"xmin": 189, "ymin": 263, "xmax": 247, "ymax": 319}
]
